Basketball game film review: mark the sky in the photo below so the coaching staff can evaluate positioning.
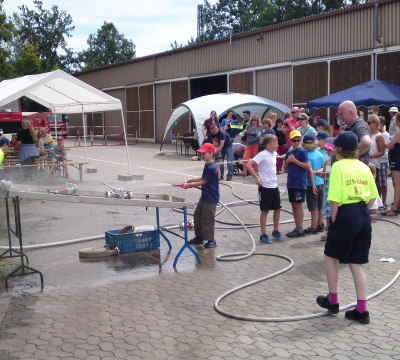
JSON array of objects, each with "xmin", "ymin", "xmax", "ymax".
[{"xmin": 2, "ymin": 0, "xmax": 218, "ymax": 57}]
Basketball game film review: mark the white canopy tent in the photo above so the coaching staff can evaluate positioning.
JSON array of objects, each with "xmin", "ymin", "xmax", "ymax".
[
  {"xmin": 161, "ymin": 93, "xmax": 291, "ymax": 147},
  {"xmin": 0, "ymin": 70, "xmax": 131, "ymax": 174}
]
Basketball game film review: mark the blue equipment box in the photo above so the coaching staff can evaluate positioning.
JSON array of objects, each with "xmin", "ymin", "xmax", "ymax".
[{"xmin": 105, "ymin": 229, "xmax": 160, "ymax": 254}]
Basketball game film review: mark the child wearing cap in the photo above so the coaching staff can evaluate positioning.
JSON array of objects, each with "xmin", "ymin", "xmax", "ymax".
[
  {"xmin": 316, "ymin": 131, "xmax": 378, "ymax": 324},
  {"xmin": 285, "ymin": 130, "xmax": 317, "ymax": 238},
  {"xmin": 183, "ymin": 142, "xmax": 219, "ymax": 248},
  {"xmin": 302, "ymin": 134, "xmax": 325, "ymax": 234},
  {"xmin": 247, "ymin": 134, "xmax": 283, "ymax": 243}
]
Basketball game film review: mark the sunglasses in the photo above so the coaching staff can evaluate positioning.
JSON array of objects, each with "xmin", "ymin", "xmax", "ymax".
[
  {"xmin": 367, "ymin": 121, "xmax": 375, "ymax": 124},
  {"xmin": 368, "ymin": 112, "xmax": 373, "ymax": 115},
  {"xmin": 291, "ymin": 111, "xmax": 298, "ymax": 114},
  {"xmin": 291, "ymin": 139, "xmax": 301, "ymax": 142}
]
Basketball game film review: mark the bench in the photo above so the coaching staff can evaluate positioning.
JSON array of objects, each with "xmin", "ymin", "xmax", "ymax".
[{"xmin": 2, "ymin": 161, "xmax": 89, "ymax": 181}]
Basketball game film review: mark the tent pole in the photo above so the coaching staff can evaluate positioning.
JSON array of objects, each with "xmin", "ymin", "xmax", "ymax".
[
  {"xmin": 120, "ymin": 110, "xmax": 132, "ymax": 175},
  {"xmin": 81, "ymin": 110, "xmax": 87, "ymax": 163}
]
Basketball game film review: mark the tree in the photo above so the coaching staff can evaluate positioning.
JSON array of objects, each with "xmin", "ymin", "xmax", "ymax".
[
  {"xmin": 12, "ymin": 0, "xmax": 75, "ymax": 73},
  {"xmin": 0, "ymin": 0, "xmax": 14, "ymax": 80},
  {"xmin": 197, "ymin": 0, "xmax": 367, "ymax": 42},
  {"xmin": 78, "ymin": 22, "xmax": 135, "ymax": 71}
]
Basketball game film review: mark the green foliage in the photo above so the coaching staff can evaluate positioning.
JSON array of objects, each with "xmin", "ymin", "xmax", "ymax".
[
  {"xmin": 196, "ymin": 0, "xmax": 367, "ymax": 42},
  {"xmin": 0, "ymin": 0, "xmax": 14, "ymax": 80},
  {"xmin": 78, "ymin": 22, "xmax": 136, "ymax": 71},
  {"xmin": 12, "ymin": 0, "xmax": 75, "ymax": 73}
]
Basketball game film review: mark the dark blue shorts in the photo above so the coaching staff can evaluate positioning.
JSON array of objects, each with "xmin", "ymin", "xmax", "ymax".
[
  {"xmin": 324, "ymin": 203, "xmax": 371, "ymax": 264},
  {"xmin": 288, "ymin": 188, "xmax": 306, "ymax": 203}
]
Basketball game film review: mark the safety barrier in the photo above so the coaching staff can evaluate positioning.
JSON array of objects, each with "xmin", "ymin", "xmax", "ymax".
[{"xmin": 70, "ymin": 125, "xmax": 138, "ymax": 147}]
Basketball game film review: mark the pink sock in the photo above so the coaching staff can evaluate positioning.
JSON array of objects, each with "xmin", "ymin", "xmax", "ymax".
[
  {"xmin": 356, "ymin": 300, "xmax": 367, "ymax": 313},
  {"xmin": 328, "ymin": 292, "xmax": 338, "ymax": 304}
]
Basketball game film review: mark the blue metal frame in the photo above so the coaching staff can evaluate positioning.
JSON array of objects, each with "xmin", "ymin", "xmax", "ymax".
[{"xmin": 156, "ymin": 206, "xmax": 201, "ymax": 268}]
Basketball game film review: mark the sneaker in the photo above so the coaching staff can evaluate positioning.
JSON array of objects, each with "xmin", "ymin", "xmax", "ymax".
[
  {"xmin": 316, "ymin": 295, "xmax": 339, "ymax": 314},
  {"xmin": 272, "ymin": 230, "xmax": 283, "ymax": 241},
  {"xmin": 204, "ymin": 240, "xmax": 216, "ymax": 248},
  {"xmin": 220, "ymin": 176, "xmax": 224, "ymax": 180},
  {"xmin": 286, "ymin": 229, "xmax": 305, "ymax": 238},
  {"xmin": 188, "ymin": 236, "xmax": 203, "ymax": 245},
  {"xmin": 226, "ymin": 176, "xmax": 232, "ymax": 181},
  {"xmin": 260, "ymin": 234, "xmax": 272, "ymax": 244},
  {"xmin": 345, "ymin": 308, "xmax": 370, "ymax": 324},
  {"xmin": 317, "ymin": 224, "xmax": 324, "ymax": 232},
  {"xmin": 304, "ymin": 227, "xmax": 318, "ymax": 234}
]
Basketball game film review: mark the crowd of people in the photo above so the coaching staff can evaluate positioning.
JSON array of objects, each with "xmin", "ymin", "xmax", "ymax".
[
  {"xmin": 0, "ymin": 122, "xmax": 68, "ymax": 180},
  {"xmin": 188, "ymin": 100, "xmax": 400, "ymax": 324}
]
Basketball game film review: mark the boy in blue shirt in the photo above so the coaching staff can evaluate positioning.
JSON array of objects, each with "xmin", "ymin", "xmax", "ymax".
[
  {"xmin": 302, "ymin": 134, "xmax": 325, "ymax": 234},
  {"xmin": 285, "ymin": 130, "xmax": 317, "ymax": 237},
  {"xmin": 183, "ymin": 143, "xmax": 220, "ymax": 248}
]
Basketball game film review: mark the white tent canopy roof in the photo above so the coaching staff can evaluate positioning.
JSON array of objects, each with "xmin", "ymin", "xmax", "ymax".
[
  {"xmin": 161, "ymin": 93, "xmax": 291, "ymax": 145},
  {"xmin": 0, "ymin": 69, "xmax": 122, "ymax": 114}
]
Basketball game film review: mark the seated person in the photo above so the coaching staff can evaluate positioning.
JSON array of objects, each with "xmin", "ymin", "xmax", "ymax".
[{"xmin": 55, "ymin": 136, "xmax": 69, "ymax": 179}]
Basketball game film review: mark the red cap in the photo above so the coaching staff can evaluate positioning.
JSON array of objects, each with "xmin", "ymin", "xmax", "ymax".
[{"xmin": 196, "ymin": 143, "xmax": 216, "ymax": 154}]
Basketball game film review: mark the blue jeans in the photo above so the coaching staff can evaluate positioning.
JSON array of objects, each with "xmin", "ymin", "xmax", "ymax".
[{"xmin": 220, "ymin": 145, "xmax": 234, "ymax": 179}]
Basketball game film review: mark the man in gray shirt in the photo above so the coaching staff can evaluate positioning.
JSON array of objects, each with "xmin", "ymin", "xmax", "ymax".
[{"xmin": 338, "ymin": 100, "xmax": 371, "ymax": 164}]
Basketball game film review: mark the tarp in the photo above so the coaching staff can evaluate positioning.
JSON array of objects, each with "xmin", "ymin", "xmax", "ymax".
[
  {"xmin": 0, "ymin": 69, "xmax": 122, "ymax": 113},
  {"xmin": 0, "ymin": 70, "xmax": 132, "ymax": 174},
  {"xmin": 307, "ymin": 79, "xmax": 400, "ymax": 109},
  {"xmin": 161, "ymin": 93, "xmax": 291, "ymax": 146}
]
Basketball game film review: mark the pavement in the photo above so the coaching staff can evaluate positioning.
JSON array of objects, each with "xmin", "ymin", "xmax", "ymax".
[{"xmin": 0, "ymin": 141, "xmax": 399, "ymax": 360}]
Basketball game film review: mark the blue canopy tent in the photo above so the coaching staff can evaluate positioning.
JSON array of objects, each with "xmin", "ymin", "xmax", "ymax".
[{"xmin": 307, "ymin": 79, "xmax": 400, "ymax": 109}]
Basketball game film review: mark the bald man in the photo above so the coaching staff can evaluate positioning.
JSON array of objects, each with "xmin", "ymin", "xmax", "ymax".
[{"xmin": 338, "ymin": 100, "xmax": 371, "ymax": 163}]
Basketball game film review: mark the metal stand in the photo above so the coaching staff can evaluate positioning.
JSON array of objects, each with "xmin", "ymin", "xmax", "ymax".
[
  {"xmin": 2, "ymin": 196, "xmax": 43, "ymax": 290},
  {"xmin": 157, "ymin": 206, "xmax": 201, "ymax": 267}
]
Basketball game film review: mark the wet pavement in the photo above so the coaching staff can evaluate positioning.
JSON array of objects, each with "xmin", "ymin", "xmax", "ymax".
[{"xmin": 0, "ymin": 142, "xmax": 399, "ymax": 359}]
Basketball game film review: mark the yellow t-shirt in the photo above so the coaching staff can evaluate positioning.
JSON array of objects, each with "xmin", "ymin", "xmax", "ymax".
[
  {"xmin": 0, "ymin": 148, "xmax": 4, "ymax": 168},
  {"xmin": 328, "ymin": 159, "xmax": 379, "ymax": 205}
]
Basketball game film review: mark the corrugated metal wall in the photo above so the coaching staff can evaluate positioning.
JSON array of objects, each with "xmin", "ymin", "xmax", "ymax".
[
  {"xmin": 381, "ymin": 0, "xmax": 400, "ymax": 46},
  {"xmin": 256, "ymin": 67, "xmax": 292, "ymax": 108},
  {"xmin": 155, "ymin": 3, "xmax": 378, "ymax": 80},
  {"xmin": 155, "ymin": 83, "xmax": 171, "ymax": 142}
]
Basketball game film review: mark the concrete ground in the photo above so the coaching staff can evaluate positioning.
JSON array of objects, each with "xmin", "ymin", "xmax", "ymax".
[{"xmin": 0, "ymin": 141, "xmax": 399, "ymax": 360}]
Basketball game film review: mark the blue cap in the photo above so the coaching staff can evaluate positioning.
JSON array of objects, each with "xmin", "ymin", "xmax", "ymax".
[
  {"xmin": 333, "ymin": 131, "xmax": 358, "ymax": 151},
  {"xmin": 316, "ymin": 119, "xmax": 328, "ymax": 127},
  {"xmin": 316, "ymin": 131, "xmax": 329, "ymax": 140},
  {"xmin": 302, "ymin": 134, "xmax": 316, "ymax": 143}
]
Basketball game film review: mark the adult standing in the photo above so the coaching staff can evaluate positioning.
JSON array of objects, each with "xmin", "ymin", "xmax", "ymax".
[
  {"xmin": 210, "ymin": 124, "xmax": 233, "ymax": 181},
  {"xmin": 285, "ymin": 107, "xmax": 301, "ymax": 147},
  {"xmin": 338, "ymin": 100, "xmax": 371, "ymax": 164},
  {"xmin": 296, "ymin": 113, "xmax": 317, "ymax": 139},
  {"xmin": 16, "ymin": 119, "xmax": 40, "ymax": 180},
  {"xmin": 368, "ymin": 115, "xmax": 388, "ymax": 209},
  {"xmin": 384, "ymin": 112, "xmax": 400, "ymax": 216},
  {"xmin": 220, "ymin": 109, "xmax": 233, "ymax": 129},
  {"xmin": 202, "ymin": 110, "xmax": 220, "ymax": 144},
  {"xmin": 258, "ymin": 118, "xmax": 275, "ymax": 152},
  {"xmin": 331, "ymin": 115, "xmax": 343, "ymax": 138},
  {"xmin": 229, "ymin": 113, "xmax": 243, "ymax": 141},
  {"xmin": 388, "ymin": 107, "xmax": 399, "ymax": 136},
  {"xmin": 239, "ymin": 115, "xmax": 263, "ymax": 177},
  {"xmin": 258, "ymin": 118, "xmax": 276, "ymax": 152},
  {"xmin": 273, "ymin": 119, "xmax": 287, "ymax": 173},
  {"xmin": 242, "ymin": 110, "xmax": 251, "ymax": 128}
]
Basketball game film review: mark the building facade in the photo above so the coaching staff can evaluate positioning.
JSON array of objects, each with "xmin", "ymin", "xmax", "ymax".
[{"xmin": 75, "ymin": 0, "xmax": 400, "ymax": 143}]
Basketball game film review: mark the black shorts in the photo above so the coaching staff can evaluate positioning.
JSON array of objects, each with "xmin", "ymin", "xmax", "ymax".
[
  {"xmin": 258, "ymin": 186, "xmax": 281, "ymax": 211},
  {"xmin": 324, "ymin": 203, "xmax": 371, "ymax": 264},
  {"xmin": 306, "ymin": 185, "xmax": 324, "ymax": 211},
  {"xmin": 288, "ymin": 188, "xmax": 306, "ymax": 203}
]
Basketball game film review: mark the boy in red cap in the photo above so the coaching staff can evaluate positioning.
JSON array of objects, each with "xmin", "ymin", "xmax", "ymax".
[{"xmin": 183, "ymin": 142, "xmax": 219, "ymax": 248}]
